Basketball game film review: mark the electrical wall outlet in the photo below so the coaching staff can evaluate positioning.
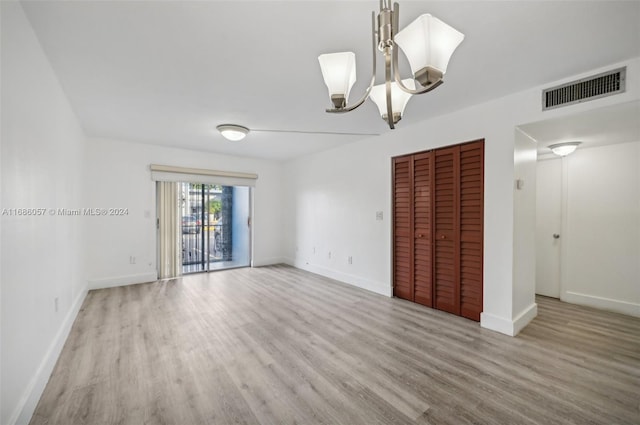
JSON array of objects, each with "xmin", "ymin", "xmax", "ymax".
[{"xmin": 376, "ymin": 211, "xmax": 383, "ymax": 220}]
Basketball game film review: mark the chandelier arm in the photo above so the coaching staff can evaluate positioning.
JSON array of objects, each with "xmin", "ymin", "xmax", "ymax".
[
  {"xmin": 326, "ymin": 11, "xmax": 378, "ymax": 114},
  {"xmin": 384, "ymin": 52, "xmax": 395, "ymax": 129},
  {"xmin": 382, "ymin": 1, "xmax": 396, "ymax": 129},
  {"xmin": 393, "ymin": 2, "xmax": 399, "ymax": 30}
]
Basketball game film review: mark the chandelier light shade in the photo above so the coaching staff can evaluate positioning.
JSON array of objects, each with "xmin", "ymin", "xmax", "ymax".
[
  {"xmin": 318, "ymin": 52, "xmax": 357, "ymax": 109},
  {"xmin": 318, "ymin": 1, "xmax": 464, "ymax": 129},
  {"xmin": 217, "ymin": 124, "xmax": 249, "ymax": 141},
  {"xmin": 369, "ymin": 79, "xmax": 416, "ymax": 124},
  {"xmin": 549, "ymin": 142, "xmax": 581, "ymax": 156},
  {"xmin": 394, "ymin": 14, "xmax": 465, "ymax": 77}
]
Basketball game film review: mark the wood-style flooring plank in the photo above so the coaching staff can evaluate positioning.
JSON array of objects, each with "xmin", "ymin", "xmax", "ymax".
[{"xmin": 31, "ymin": 265, "xmax": 640, "ymax": 425}]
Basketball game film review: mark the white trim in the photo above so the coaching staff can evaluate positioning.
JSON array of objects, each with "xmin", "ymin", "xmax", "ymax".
[
  {"xmin": 150, "ymin": 164, "xmax": 257, "ymax": 187},
  {"xmin": 252, "ymin": 257, "xmax": 287, "ymax": 267},
  {"xmin": 480, "ymin": 312, "xmax": 515, "ymax": 336},
  {"xmin": 513, "ymin": 302, "xmax": 538, "ymax": 335},
  {"xmin": 11, "ymin": 288, "xmax": 88, "ymax": 425},
  {"xmin": 562, "ymin": 291, "xmax": 640, "ymax": 317},
  {"xmin": 481, "ymin": 303, "xmax": 538, "ymax": 336},
  {"xmin": 88, "ymin": 272, "xmax": 158, "ymax": 290},
  {"xmin": 287, "ymin": 258, "xmax": 392, "ymax": 297}
]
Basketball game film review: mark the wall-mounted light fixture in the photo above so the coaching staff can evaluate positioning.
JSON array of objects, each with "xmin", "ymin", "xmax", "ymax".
[
  {"xmin": 217, "ymin": 124, "xmax": 250, "ymax": 141},
  {"xmin": 549, "ymin": 141, "xmax": 581, "ymax": 156},
  {"xmin": 318, "ymin": 0, "xmax": 464, "ymax": 129}
]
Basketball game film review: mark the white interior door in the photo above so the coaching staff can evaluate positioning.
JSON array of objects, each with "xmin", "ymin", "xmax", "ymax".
[{"xmin": 536, "ymin": 159, "xmax": 562, "ymax": 298}]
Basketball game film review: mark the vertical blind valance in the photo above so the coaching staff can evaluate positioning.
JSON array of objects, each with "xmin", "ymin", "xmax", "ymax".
[{"xmin": 150, "ymin": 164, "xmax": 258, "ymax": 187}]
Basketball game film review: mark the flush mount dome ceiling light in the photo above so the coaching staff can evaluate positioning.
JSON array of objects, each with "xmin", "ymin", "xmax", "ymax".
[
  {"xmin": 318, "ymin": 0, "xmax": 464, "ymax": 129},
  {"xmin": 217, "ymin": 124, "xmax": 250, "ymax": 141},
  {"xmin": 549, "ymin": 141, "xmax": 581, "ymax": 156}
]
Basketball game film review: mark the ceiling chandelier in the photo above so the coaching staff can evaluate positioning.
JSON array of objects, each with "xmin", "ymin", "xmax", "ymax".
[{"xmin": 318, "ymin": 1, "xmax": 464, "ymax": 129}]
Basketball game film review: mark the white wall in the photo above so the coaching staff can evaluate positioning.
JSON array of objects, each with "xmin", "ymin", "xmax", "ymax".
[
  {"xmin": 283, "ymin": 57, "xmax": 640, "ymax": 336},
  {"xmin": 284, "ymin": 144, "xmax": 393, "ymax": 295},
  {"xmin": 1, "ymin": 2, "xmax": 88, "ymax": 424},
  {"xmin": 84, "ymin": 137, "xmax": 284, "ymax": 288},
  {"xmin": 512, "ymin": 130, "xmax": 538, "ymax": 332},
  {"xmin": 536, "ymin": 142, "xmax": 640, "ymax": 316}
]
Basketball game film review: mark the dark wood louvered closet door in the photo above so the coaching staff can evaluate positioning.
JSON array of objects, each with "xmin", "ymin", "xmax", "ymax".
[
  {"xmin": 392, "ymin": 156, "xmax": 412, "ymax": 301},
  {"xmin": 392, "ymin": 140, "xmax": 484, "ymax": 321}
]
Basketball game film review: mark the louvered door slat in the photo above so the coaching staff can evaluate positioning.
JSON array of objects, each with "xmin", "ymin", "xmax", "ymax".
[{"xmin": 393, "ymin": 156, "xmax": 413, "ymax": 301}]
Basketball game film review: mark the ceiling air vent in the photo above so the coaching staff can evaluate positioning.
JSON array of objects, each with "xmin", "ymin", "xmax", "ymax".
[{"xmin": 542, "ymin": 67, "xmax": 626, "ymax": 111}]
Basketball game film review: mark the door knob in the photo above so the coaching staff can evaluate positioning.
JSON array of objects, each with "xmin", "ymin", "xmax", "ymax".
[{"xmin": 553, "ymin": 234, "xmax": 560, "ymax": 239}]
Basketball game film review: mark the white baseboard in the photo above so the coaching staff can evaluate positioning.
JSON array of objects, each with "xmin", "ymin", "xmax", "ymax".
[
  {"xmin": 481, "ymin": 302, "xmax": 537, "ymax": 336},
  {"xmin": 480, "ymin": 312, "xmax": 514, "ymax": 336},
  {"xmin": 11, "ymin": 287, "xmax": 88, "ymax": 425},
  {"xmin": 252, "ymin": 257, "xmax": 287, "ymax": 267},
  {"xmin": 563, "ymin": 291, "xmax": 640, "ymax": 317},
  {"xmin": 287, "ymin": 258, "xmax": 391, "ymax": 297},
  {"xmin": 513, "ymin": 302, "xmax": 538, "ymax": 335},
  {"xmin": 88, "ymin": 271, "xmax": 158, "ymax": 290}
]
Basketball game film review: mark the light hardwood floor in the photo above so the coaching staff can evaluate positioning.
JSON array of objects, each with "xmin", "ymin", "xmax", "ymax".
[{"xmin": 31, "ymin": 265, "xmax": 640, "ymax": 425}]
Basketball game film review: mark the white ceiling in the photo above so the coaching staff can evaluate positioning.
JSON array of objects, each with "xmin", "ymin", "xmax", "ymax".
[
  {"xmin": 20, "ymin": 1, "xmax": 640, "ymax": 160},
  {"xmin": 520, "ymin": 100, "xmax": 640, "ymax": 158}
]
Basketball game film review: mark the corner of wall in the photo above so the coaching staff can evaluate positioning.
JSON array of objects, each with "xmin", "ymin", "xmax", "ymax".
[
  {"xmin": 11, "ymin": 288, "xmax": 88, "ymax": 425},
  {"xmin": 481, "ymin": 302, "xmax": 537, "ymax": 337},
  {"xmin": 252, "ymin": 257, "xmax": 288, "ymax": 267},
  {"xmin": 480, "ymin": 312, "xmax": 516, "ymax": 336},
  {"xmin": 289, "ymin": 259, "xmax": 392, "ymax": 298},
  {"xmin": 512, "ymin": 302, "xmax": 538, "ymax": 335},
  {"xmin": 88, "ymin": 272, "xmax": 158, "ymax": 290}
]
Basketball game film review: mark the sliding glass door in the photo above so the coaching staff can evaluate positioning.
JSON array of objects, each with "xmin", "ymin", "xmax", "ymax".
[{"xmin": 179, "ymin": 182, "xmax": 251, "ymax": 273}]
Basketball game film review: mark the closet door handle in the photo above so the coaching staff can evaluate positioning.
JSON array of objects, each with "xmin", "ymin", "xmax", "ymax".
[{"xmin": 553, "ymin": 234, "xmax": 560, "ymax": 239}]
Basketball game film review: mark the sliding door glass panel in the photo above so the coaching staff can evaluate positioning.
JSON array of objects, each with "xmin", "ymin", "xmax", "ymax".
[{"xmin": 179, "ymin": 182, "xmax": 250, "ymax": 274}]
